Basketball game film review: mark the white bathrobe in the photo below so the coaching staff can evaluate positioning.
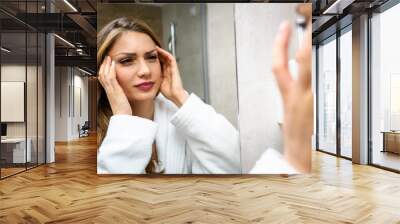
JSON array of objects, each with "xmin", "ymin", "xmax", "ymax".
[{"xmin": 97, "ymin": 93, "xmax": 297, "ymax": 174}]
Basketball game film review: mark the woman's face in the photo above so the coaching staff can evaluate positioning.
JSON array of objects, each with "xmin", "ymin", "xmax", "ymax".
[{"xmin": 108, "ymin": 31, "xmax": 162, "ymax": 102}]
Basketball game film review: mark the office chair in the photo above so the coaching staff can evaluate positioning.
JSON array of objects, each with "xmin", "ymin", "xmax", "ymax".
[{"xmin": 78, "ymin": 121, "xmax": 90, "ymax": 138}]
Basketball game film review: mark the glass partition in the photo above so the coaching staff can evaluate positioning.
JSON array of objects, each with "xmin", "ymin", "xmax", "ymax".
[
  {"xmin": 1, "ymin": 29, "xmax": 28, "ymax": 178},
  {"xmin": 317, "ymin": 35, "xmax": 337, "ymax": 155},
  {"xmin": 0, "ymin": 0, "xmax": 46, "ymax": 179},
  {"xmin": 339, "ymin": 27, "xmax": 352, "ymax": 158},
  {"xmin": 370, "ymin": 2, "xmax": 400, "ymax": 171},
  {"xmin": 27, "ymin": 30, "xmax": 38, "ymax": 169}
]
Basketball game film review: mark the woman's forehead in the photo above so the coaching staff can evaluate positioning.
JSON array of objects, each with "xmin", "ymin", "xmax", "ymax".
[{"xmin": 110, "ymin": 31, "xmax": 156, "ymax": 55}]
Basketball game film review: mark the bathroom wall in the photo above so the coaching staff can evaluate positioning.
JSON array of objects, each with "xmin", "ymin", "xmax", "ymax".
[
  {"xmin": 161, "ymin": 4, "xmax": 206, "ymax": 102},
  {"xmin": 235, "ymin": 3, "xmax": 300, "ymax": 172},
  {"xmin": 97, "ymin": 4, "xmax": 162, "ymax": 39},
  {"xmin": 206, "ymin": 3, "xmax": 238, "ymax": 128}
]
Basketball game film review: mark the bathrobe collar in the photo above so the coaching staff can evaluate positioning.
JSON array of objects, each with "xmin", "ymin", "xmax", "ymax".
[{"xmin": 154, "ymin": 94, "xmax": 187, "ymax": 173}]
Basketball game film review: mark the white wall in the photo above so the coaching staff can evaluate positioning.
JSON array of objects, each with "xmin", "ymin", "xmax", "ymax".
[
  {"xmin": 72, "ymin": 73, "xmax": 89, "ymax": 138},
  {"xmin": 55, "ymin": 67, "xmax": 89, "ymax": 141},
  {"xmin": 235, "ymin": 3, "xmax": 300, "ymax": 173},
  {"xmin": 1, "ymin": 72, "xmax": 25, "ymax": 123},
  {"xmin": 206, "ymin": 3, "xmax": 238, "ymax": 128},
  {"xmin": 1, "ymin": 63, "xmax": 46, "ymax": 164},
  {"xmin": 1, "ymin": 65, "xmax": 39, "ymax": 137},
  {"xmin": 55, "ymin": 67, "xmax": 68, "ymax": 141}
]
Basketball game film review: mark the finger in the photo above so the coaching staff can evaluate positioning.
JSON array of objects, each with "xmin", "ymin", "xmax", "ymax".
[
  {"xmin": 104, "ymin": 56, "xmax": 111, "ymax": 79},
  {"xmin": 156, "ymin": 46, "xmax": 181, "ymax": 79},
  {"xmin": 296, "ymin": 21, "xmax": 312, "ymax": 90},
  {"xmin": 272, "ymin": 21, "xmax": 293, "ymax": 98},
  {"xmin": 109, "ymin": 60, "xmax": 119, "ymax": 89},
  {"xmin": 100, "ymin": 57, "xmax": 114, "ymax": 92},
  {"xmin": 156, "ymin": 48, "xmax": 167, "ymax": 65},
  {"xmin": 110, "ymin": 60, "xmax": 116, "ymax": 79},
  {"xmin": 98, "ymin": 60, "xmax": 105, "ymax": 81},
  {"xmin": 98, "ymin": 58, "xmax": 109, "ymax": 87},
  {"xmin": 156, "ymin": 46, "xmax": 176, "ymax": 66},
  {"xmin": 155, "ymin": 47, "xmax": 170, "ymax": 74},
  {"xmin": 99, "ymin": 59, "xmax": 105, "ymax": 75}
]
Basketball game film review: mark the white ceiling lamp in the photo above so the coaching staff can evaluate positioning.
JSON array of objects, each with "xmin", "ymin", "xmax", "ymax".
[
  {"xmin": 76, "ymin": 48, "xmax": 83, "ymax": 55},
  {"xmin": 54, "ymin": 33, "xmax": 75, "ymax": 48},
  {"xmin": 1, "ymin": 47, "xmax": 11, "ymax": 53},
  {"xmin": 63, "ymin": 0, "xmax": 78, "ymax": 12}
]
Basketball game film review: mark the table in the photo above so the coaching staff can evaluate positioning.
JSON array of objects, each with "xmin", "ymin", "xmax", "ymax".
[
  {"xmin": 381, "ymin": 131, "xmax": 400, "ymax": 154},
  {"xmin": 1, "ymin": 138, "xmax": 32, "ymax": 163}
]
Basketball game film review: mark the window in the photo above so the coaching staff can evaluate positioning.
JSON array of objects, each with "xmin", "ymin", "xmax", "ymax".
[
  {"xmin": 370, "ymin": 2, "xmax": 400, "ymax": 171},
  {"xmin": 317, "ymin": 36, "xmax": 337, "ymax": 155},
  {"xmin": 339, "ymin": 27, "xmax": 352, "ymax": 158}
]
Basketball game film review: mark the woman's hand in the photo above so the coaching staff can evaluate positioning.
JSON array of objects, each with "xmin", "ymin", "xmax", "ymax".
[
  {"xmin": 98, "ymin": 56, "xmax": 132, "ymax": 115},
  {"xmin": 272, "ymin": 4, "xmax": 313, "ymax": 173},
  {"xmin": 156, "ymin": 46, "xmax": 189, "ymax": 107}
]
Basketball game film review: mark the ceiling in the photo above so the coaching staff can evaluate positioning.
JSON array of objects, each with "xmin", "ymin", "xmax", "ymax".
[
  {"xmin": 0, "ymin": 0, "xmax": 97, "ymax": 74},
  {"xmin": 8, "ymin": 0, "xmax": 391, "ymax": 72},
  {"xmin": 312, "ymin": 0, "xmax": 390, "ymax": 44}
]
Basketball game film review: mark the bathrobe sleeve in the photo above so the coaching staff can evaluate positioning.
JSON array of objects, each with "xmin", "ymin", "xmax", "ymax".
[
  {"xmin": 170, "ymin": 93, "xmax": 241, "ymax": 174},
  {"xmin": 249, "ymin": 148, "xmax": 299, "ymax": 174},
  {"xmin": 97, "ymin": 114, "xmax": 158, "ymax": 174}
]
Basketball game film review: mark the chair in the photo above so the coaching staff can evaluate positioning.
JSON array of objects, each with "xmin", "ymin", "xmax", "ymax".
[{"xmin": 78, "ymin": 121, "xmax": 90, "ymax": 138}]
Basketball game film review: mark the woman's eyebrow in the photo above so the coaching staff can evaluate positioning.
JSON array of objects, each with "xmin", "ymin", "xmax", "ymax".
[
  {"xmin": 114, "ymin": 52, "xmax": 136, "ymax": 57},
  {"xmin": 145, "ymin": 49, "xmax": 157, "ymax": 55},
  {"xmin": 114, "ymin": 49, "xmax": 156, "ymax": 57}
]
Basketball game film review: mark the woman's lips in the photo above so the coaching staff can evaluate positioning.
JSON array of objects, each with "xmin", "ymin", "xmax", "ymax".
[{"xmin": 134, "ymin": 81, "xmax": 154, "ymax": 91}]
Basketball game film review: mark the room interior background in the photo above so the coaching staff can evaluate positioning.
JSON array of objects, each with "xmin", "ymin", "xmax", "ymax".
[
  {"xmin": 0, "ymin": 8, "xmax": 47, "ymax": 178},
  {"xmin": 0, "ymin": 0, "xmax": 98, "ymax": 179}
]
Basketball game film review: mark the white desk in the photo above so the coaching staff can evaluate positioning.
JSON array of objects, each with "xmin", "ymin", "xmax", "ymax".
[{"xmin": 1, "ymin": 138, "xmax": 31, "ymax": 163}]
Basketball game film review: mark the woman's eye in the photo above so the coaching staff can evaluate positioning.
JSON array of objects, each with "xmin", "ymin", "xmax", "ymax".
[
  {"xmin": 119, "ymin": 58, "xmax": 133, "ymax": 65},
  {"xmin": 147, "ymin": 55, "xmax": 158, "ymax": 61}
]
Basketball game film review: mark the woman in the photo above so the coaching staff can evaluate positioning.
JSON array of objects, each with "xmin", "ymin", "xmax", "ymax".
[{"xmin": 97, "ymin": 17, "xmax": 241, "ymax": 174}]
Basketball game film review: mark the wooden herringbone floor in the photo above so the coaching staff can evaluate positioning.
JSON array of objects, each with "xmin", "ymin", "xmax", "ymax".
[{"xmin": 0, "ymin": 134, "xmax": 400, "ymax": 223}]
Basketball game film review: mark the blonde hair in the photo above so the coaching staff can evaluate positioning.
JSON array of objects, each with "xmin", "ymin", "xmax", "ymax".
[{"xmin": 97, "ymin": 17, "xmax": 162, "ymax": 173}]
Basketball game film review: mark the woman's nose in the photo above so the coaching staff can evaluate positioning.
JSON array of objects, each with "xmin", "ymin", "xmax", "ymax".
[{"xmin": 137, "ymin": 59, "xmax": 151, "ymax": 78}]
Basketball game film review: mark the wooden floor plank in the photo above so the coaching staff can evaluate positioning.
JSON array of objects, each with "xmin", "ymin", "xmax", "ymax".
[{"xmin": 0, "ymin": 134, "xmax": 399, "ymax": 223}]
